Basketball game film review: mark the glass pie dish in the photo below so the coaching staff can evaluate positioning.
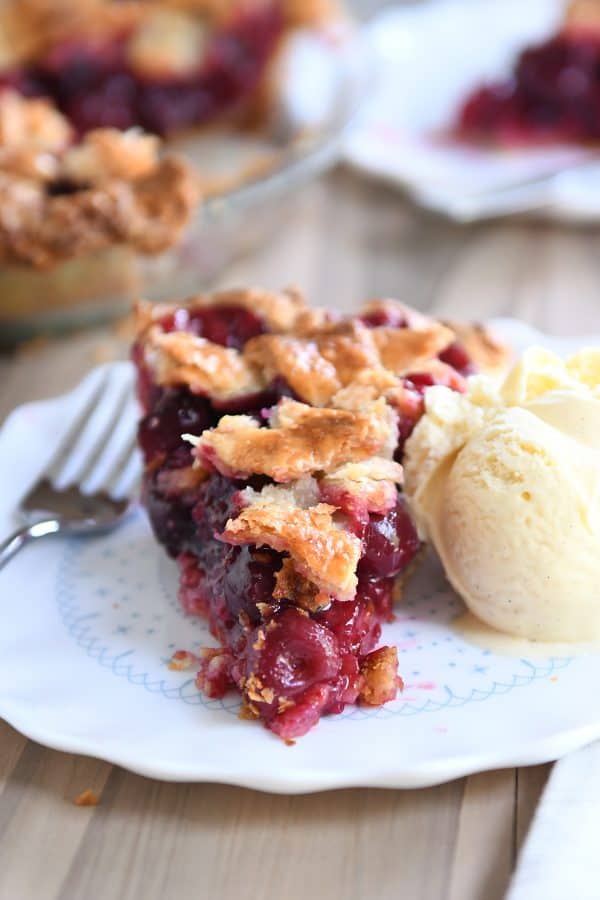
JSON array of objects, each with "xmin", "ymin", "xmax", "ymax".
[{"xmin": 0, "ymin": 25, "xmax": 370, "ymax": 348}]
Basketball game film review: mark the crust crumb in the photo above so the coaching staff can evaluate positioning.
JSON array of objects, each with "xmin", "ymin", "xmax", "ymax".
[{"xmin": 73, "ymin": 789, "xmax": 100, "ymax": 807}]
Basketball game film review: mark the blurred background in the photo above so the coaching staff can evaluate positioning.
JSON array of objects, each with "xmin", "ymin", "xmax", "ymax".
[{"xmin": 1, "ymin": 0, "xmax": 599, "ymax": 376}]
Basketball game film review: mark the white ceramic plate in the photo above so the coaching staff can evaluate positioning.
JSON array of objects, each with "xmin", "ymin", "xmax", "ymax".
[
  {"xmin": 344, "ymin": 0, "xmax": 600, "ymax": 223},
  {"xmin": 1, "ymin": 318, "xmax": 599, "ymax": 793}
]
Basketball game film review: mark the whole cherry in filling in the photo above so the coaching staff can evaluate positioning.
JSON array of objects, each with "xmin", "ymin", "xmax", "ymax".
[
  {"xmin": 138, "ymin": 387, "xmax": 216, "ymax": 466},
  {"xmin": 359, "ymin": 499, "xmax": 421, "ymax": 579},
  {"xmin": 247, "ymin": 608, "xmax": 342, "ymax": 699},
  {"xmin": 439, "ymin": 342, "xmax": 476, "ymax": 377},
  {"xmin": 171, "ymin": 471, "xmax": 422, "ymax": 738}
]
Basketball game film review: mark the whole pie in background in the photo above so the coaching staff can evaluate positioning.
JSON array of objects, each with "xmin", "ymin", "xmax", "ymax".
[
  {"xmin": 0, "ymin": 0, "xmax": 352, "ymax": 343},
  {"xmin": 0, "ymin": 0, "xmax": 342, "ymax": 139}
]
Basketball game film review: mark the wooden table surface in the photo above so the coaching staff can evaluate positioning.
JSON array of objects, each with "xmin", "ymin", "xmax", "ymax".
[{"xmin": 3, "ymin": 165, "xmax": 600, "ymax": 900}]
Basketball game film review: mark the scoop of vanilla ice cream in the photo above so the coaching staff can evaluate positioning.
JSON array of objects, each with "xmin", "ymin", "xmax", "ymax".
[{"xmin": 404, "ymin": 347, "xmax": 600, "ymax": 642}]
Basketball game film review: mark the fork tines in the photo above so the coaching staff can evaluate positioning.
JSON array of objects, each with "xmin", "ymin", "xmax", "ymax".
[{"xmin": 47, "ymin": 364, "xmax": 141, "ymax": 501}]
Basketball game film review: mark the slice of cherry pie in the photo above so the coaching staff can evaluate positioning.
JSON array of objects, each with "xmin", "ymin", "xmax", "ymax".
[
  {"xmin": 455, "ymin": 1, "xmax": 600, "ymax": 146},
  {"xmin": 0, "ymin": 0, "xmax": 341, "ymax": 138},
  {"xmin": 133, "ymin": 288, "xmax": 507, "ymax": 739}
]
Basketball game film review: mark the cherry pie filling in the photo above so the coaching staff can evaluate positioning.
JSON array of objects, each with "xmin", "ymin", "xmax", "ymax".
[
  {"xmin": 134, "ymin": 303, "xmax": 473, "ymax": 738},
  {"xmin": 0, "ymin": 5, "xmax": 284, "ymax": 137},
  {"xmin": 456, "ymin": 27, "xmax": 600, "ymax": 145}
]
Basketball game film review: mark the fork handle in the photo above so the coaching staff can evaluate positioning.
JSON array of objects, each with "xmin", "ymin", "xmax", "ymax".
[{"xmin": 0, "ymin": 520, "xmax": 62, "ymax": 571}]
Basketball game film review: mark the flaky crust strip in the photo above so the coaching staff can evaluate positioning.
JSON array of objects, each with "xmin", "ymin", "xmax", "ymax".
[
  {"xmin": 0, "ymin": 90, "xmax": 72, "ymax": 153},
  {"xmin": 62, "ymin": 129, "xmax": 161, "ymax": 184},
  {"xmin": 371, "ymin": 324, "xmax": 455, "ymax": 373},
  {"xmin": 0, "ymin": 153, "xmax": 199, "ymax": 268},
  {"xmin": 363, "ymin": 298, "xmax": 511, "ymax": 379},
  {"xmin": 244, "ymin": 320, "xmax": 455, "ymax": 406},
  {"xmin": 321, "ymin": 457, "xmax": 404, "ymax": 515},
  {"xmin": 196, "ymin": 397, "xmax": 396, "ymax": 481},
  {"xmin": 244, "ymin": 334, "xmax": 342, "ymax": 407},
  {"xmin": 144, "ymin": 328, "xmax": 265, "ymax": 401},
  {"xmin": 222, "ymin": 499, "xmax": 361, "ymax": 600},
  {"xmin": 136, "ymin": 291, "xmax": 510, "ymax": 406}
]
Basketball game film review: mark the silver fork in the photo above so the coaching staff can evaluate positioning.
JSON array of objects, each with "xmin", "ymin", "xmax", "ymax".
[{"xmin": 0, "ymin": 364, "xmax": 141, "ymax": 571}]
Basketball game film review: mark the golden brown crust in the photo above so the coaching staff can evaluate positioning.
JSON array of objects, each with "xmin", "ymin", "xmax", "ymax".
[
  {"xmin": 223, "ymin": 495, "xmax": 361, "ymax": 600},
  {"xmin": 195, "ymin": 397, "xmax": 396, "ymax": 481},
  {"xmin": 332, "ymin": 359, "xmax": 466, "ymax": 417},
  {"xmin": 371, "ymin": 324, "xmax": 455, "ymax": 374},
  {"xmin": 358, "ymin": 646, "xmax": 401, "ymax": 706},
  {"xmin": 445, "ymin": 321, "xmax": 512, "ymax": 378},
  {"xmin": 62, "ymin": 129, "xmax": 161, "ymax": 183},
  {"xmin": 136, "ymin": 291, "xmax": 505, "ymax": 451},
  {"xmin": 136, "ymin": 291, "xmax": 504, "ymax": 456},
  {"xmin": 0, "ymin": 111, "xmax": 200, "ymax": 268},
  {"xmin": 244, "ymin": 319, "xmax": 455, "ymax": 406},
  {"xmin": 565, "ymin": 0, "xmax": 600, "ymax": 31},
  {"xmin": 244, "ymin": 334, "xmax": 342, "ymax": 406},
  {"xmin": 0, "ymin": 155, "xmax": 199, "ymax": 268},
  {"xmin": 363, "ymin": 297, "xmax": 511, "ymax": 379},
  {"xmin": 144, "ymin": 328, "xmax": 265, "ymax": 400},
  {"xmin": 321, "ymin": 457, "xmax": 403, "ymax": 514},
  {"xmin": 0, "ymin": 90, "xmax": 72, "ymax": 153},
  {"xmin": 310, "ymin": 321, "xmax": 380, "ymax": 382}
]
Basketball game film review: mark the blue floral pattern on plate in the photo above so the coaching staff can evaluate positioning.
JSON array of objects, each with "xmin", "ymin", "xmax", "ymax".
[{"xmin": 56, "ymin": 512, "xmax": 573, "ymax": 723}]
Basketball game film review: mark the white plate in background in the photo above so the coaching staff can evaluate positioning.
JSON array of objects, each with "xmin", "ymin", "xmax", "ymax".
[{"xmin": 344, "ymin": 0, "xmax": 600, "ymax": 222}]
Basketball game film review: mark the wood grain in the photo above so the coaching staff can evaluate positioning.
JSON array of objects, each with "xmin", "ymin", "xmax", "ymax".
[{"xmin": 448, "ymin": 771, "xmax": 515, "ymax": 900}]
